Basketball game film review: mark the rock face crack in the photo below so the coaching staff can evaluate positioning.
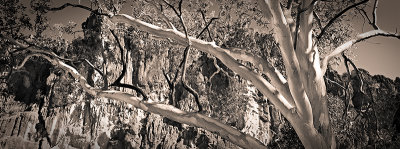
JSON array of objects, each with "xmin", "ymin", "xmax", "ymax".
[
  {"xmin": 36, "ymin": 96, "xmax": 51, "ymax": 148},
  {"xmin": 139, "ymin": 113, "xmax": 150, "ymax": 148}
]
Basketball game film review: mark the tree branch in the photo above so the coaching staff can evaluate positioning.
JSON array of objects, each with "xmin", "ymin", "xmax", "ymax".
[
  {"xmin": 321, "ymin": 29, "xmax": 400, "ymax": 74},
  {"xmin": 81, "ymin": 59, "xmax": 104, "ymax": 77},
  {"xmin": 342, "ymin": 53, "xmax": 363, "ymax": 91},
  {"xmin": 199, "ymin": 11, "xmax": 218, "ymax": 41},
  {"xmin": 109, "ymin": 29, "xmax": 126, "ymax": 85},
  {"xmin": 313, "ymin": 10, "xmax": 322, "ymax": 30},
  {"xmin": 316, "ymin": 0, "xmax": 369, "ymax": 40},
  {"xmin": 45, "ymin": 3, "xmax": 112, "ymax": 17},
  {"xmin": 163, "ymin": 0, "xmax": 201, "ymax": 111},
  {"xmin": 371, "ymin": 0, "xmax": 379, "ymax": 29}
]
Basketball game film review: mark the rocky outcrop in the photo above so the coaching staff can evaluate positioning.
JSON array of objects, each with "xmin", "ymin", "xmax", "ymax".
[
  {"xmin": 326, "ymin": 68, "xmax": 400, "ymax": 148},
  {"xmin": 0, "ymin": 12, "xmax": 271, "ymax": 148}
]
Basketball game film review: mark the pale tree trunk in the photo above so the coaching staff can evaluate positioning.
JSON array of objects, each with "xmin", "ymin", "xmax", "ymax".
[
  {"xmin": 3, "ymin": 0, "xmax": 399, "ymax": 148},
  {"xmin": 254, "ymin": 0, "xmax": 332, "ymax": 148}
]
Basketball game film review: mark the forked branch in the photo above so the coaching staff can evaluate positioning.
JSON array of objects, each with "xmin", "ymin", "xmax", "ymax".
[{"xmin": 316, "ymin": 0, "xmax": 369, "ymax": 40}]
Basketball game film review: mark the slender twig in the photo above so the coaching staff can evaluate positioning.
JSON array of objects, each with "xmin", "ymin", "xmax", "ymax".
[
  {"xmin": 313, "ymin": 11, "xmax": 322, "ymax": 30},
  {"xmin": 162, "ymin": 0, "xmax": 180, "ymax": 17},
  {"xmin": 324, "ymin": 77, "xmax": 345, "ymax": 89},
  {"xmin": 342, "ymin": 53, "xmax": 363, "ymax": 91},
  {"xmin": 162, "ymin": 68, "xmax": 173, "ymax": 88},
  {"xmin": 356, "ymin": 8, "xmax": 370, "ymax": 31},
  {"xmin": 342, "ymin": 54, "xmax": 351, "ymax": 118},
  {"xmin": 356, "ymin": 5, "xmax": 379, "ymax": 30},
  {"xmin": 109, "ymin": 29, "xmax": 126, "ymax": 85},
  {"xmin": 208, "ymin": 57, "xmax": 230, "ymax": 84},
  {"xmin": 200, "ymin": 11, "xmax": 218, "ymax": 41},
  {"xmin": 82, "ymin": 59, "xmax": 104, "ymax": 76},
  {"xmin": 45, "ymin": 3, "xmax": 112, "ymax": 17}
]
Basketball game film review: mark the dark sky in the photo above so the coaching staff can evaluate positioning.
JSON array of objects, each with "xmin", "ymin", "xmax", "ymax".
[{"xmin": 35, "ymin": 0, "xmax": 400, "ymax": 79}]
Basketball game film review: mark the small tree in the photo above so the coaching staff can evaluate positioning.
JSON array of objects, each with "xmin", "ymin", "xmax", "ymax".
[{"xmin": 1, "ymin": 0, "xmax": 399, "ymax": 148}]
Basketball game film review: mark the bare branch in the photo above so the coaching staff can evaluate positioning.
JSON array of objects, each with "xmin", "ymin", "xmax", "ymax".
[
  {"xmin": 200, "ymin": 11, "xmax": 218, "ymax": 41},
  {"xmin": 163, "ymin": 0, "xmax": 202, "ymax": 111},
  {"xmin": 342, "ymin": 53, "xmax": 364, "ymax": 91},
  {"xmin": 82, "ymin": 59, "xmax": 104, "ymax": 76},
  {"xmin": 162, "ymin": 68, "xmax": 173, "ymax": 88},
  {"xmin": 313, "ymin": 11, "xmax": 322, "ymax": 30},
  {"xmin": 321, "ymin": 29, "xmax": 400, "ymax": 74},
  {"xmin": 111, "ymin": 83, "xmax": 148, "ymax": 100},
  {"xmin": 324, "ymin": 77, "xmax": 345, "ymax": 89},
  {"xmin": 46, "ymin": 3, "xmax": 112, "ymax": 17},
  {"xmin": 109, "ymin": 29, "xmax": 126, "ymax": 85},
  {"xmin": 0, "ymin": 34, "xmax": 68, "ymax": 61},
  {"xmin": 316, "ymin": 0, "xmax": 369, "ymax": 40},
  {"xmin": 355, "ymin": 1, "xmax": 379, "ymax": 30},
  {"xmin": 281, "ymin": 3, "xmax": 296, "ymax": 40},
  {"xmin": 371, "ymin": 0, "xmax": 379, "ymax": 29},
  {"xmin": 15, "ymin": 53, "xmax": 42, "ymax": 69}
]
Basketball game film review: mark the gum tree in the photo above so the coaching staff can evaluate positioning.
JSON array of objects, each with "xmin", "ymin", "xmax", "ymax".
[{"xmin": 1, "ymin": 0, "xmax": 399, "ymax": 148}]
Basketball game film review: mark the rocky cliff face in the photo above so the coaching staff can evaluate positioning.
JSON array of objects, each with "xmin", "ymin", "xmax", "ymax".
[
  {"xmin": 0, "ymin": 13, "xmax": 271, "ymax": 149},
  {"xmin": 325, "ymin": 68, "xmax": 400, "ymax": 148},
  {"xmin": 1, "ymin": 13, "xmax": 399, "ymax": 149}
]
